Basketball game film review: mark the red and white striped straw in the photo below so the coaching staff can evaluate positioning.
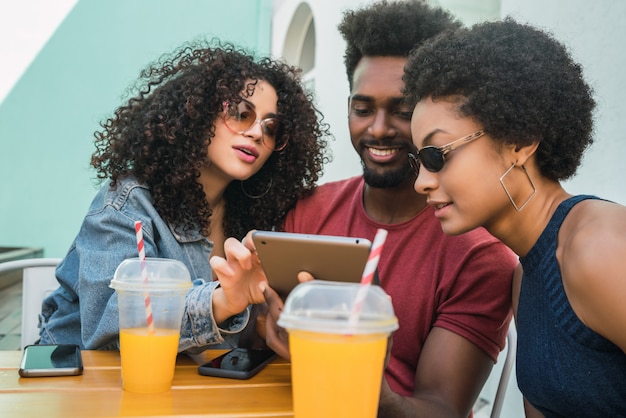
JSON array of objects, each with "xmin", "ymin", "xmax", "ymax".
[
  {"xmin": 134, "ymin": 221, "xmax": 155, "ymax": 335},
  {"xmin": 348, "ymin": 228, "xmax": 388, "ymax": 328}
]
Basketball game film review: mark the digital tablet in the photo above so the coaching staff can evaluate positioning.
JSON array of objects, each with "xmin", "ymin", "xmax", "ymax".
[{"xmin": 251, "ymin": 231, "xmax": 372, "ymax": 295}]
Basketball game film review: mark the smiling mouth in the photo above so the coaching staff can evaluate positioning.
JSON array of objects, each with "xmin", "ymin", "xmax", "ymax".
[
  {"xmin": 367, "ymin": 147, "xmax": 400, "ymax": 157},
  {"xmin": 433, "ymin": 202, "xmax": 451, "ymax": 210}
]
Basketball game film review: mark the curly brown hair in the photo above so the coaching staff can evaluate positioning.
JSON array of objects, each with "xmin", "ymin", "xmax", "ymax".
[
  {"xmin": 403, "ymin": 18, "xmax": 595, "ymax": 181},
  {"xmin": 91, "ymin": 39, "xmax": 331, "ymax": 239}
]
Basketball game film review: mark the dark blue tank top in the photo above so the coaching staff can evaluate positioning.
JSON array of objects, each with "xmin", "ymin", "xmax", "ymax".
[{"xmin": 517, "ymin": 195, "xmax": 626, "ymax": 417}]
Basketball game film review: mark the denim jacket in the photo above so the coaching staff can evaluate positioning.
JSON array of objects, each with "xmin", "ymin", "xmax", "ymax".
[{"xmin": 39, "ymin": 176, "xmax": 249, "ymax": 352}]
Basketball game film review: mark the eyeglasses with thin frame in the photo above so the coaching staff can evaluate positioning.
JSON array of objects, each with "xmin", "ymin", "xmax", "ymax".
[
  {"xmin": 222, "ymin": 101, "xmax": 287, "ymax": 151},
  {"xmin": 408, "ymin": 130, "xmax": 485, "ymax": 175}
]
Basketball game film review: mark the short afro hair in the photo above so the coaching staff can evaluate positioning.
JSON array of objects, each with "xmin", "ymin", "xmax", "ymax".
[
  {"xmin": 338, "ymin": 0, "xmax": 462, "ymax": 90},
  {"xmin": 404, "ymin": 18, "xmax": 595, "ymax": 181}
]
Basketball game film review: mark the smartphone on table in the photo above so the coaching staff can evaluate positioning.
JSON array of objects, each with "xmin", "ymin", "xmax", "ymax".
[
  {"xmin": 251, "ymin": 230, "xmax": 372, "ymax": 295},
  {"xmin": 19, "ymin": 344, "xmax": 83, "ymax": 377},
  {"xmin": 198, "ymin": 348, "xmax": 276, "ymax": 380}
]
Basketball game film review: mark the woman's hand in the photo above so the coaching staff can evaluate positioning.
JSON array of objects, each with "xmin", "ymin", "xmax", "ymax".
[
  {"xmin": 257, "ymin": 270, "xmax": 315, "ymax": 359},
  {"xmin": 209, "ymin": 230, "xmax": 268, "ymax": 324},
  {"xmin": 259, "ymin": 282, "xmax": 291, "ymax": 359}
]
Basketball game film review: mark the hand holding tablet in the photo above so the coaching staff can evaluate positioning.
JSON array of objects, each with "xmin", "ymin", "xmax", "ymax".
[{"xmin": 251, "ymin": 231, "xmax": 372, "ymax": 295}]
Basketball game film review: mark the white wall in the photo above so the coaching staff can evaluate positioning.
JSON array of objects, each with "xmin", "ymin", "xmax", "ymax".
[{"xmin": 272, "ymin": 0, "xmax": 372, "ymax": 183}]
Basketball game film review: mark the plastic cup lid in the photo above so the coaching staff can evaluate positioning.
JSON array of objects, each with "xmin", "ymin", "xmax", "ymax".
[
  {"xmin": 277, "ymin": 281, "xmax": 398, "ymax": 335},
  {"xmin": 109, "ymin": 257, "xmax": 192, "ymax": 292}
]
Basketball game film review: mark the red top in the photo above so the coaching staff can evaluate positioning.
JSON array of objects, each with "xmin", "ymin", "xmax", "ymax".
[{"xmin": 283, "ymin": 176, "xmax": 517, "ymax": 396}]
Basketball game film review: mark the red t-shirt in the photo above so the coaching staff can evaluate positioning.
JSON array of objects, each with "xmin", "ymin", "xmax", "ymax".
[{"xmin": 283, "ymin": 176, "xmax": 517, "ymax": 396}]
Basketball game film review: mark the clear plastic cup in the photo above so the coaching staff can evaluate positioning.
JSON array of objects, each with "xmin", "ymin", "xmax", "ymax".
[
  {"xmin": 278, "ymin": 281, "xmax": 398, "ymax": 418},
  {"xmin": 110, "ymin": 257, "xmax": 191, "ymax": 393}
]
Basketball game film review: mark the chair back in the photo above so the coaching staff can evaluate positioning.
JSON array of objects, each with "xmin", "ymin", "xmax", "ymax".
[
  {"xmin": 473, "ymin": 319, "xmax": 522, "ymax": 418},
  {"xmin": 490, "ymin": 321, "xmax": 517, "ymax": 418},
  {"xmin": 0, "ymin": 258, "xmax": 61, "ymax": 349}
]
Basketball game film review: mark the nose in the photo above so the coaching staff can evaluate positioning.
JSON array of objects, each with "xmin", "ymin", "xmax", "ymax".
[
  {"xmin": 367, "ymin": 110, "xmax": 396, "ymax": 139},
  {"xmin": 243, "ymin": 120, "xmax": 263, "ymax": 143},
  {"xmin": 413, "ymin": 166, "xmax": 438, "ymax": 195}
]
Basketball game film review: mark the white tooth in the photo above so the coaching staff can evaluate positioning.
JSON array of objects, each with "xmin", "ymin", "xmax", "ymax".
[{"xmin": 369, "ymin": 148, "xmax": 396, "ymax": 156}]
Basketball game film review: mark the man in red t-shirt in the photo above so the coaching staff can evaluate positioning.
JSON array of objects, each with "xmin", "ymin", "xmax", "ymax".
[{"xmin": 213, "ymin": 2, "xmax": 518, "ymax": 417}]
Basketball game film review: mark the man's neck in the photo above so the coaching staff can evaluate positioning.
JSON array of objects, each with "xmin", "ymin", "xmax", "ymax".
[{"xmin": 362, "ymin": 179, "xmax": 428, "ymax": 224}]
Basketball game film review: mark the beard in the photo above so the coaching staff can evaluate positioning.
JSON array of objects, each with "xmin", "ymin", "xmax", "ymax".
[{"xmin": 362, "ymin": 163, "xmax": 412, "ymax": 188}]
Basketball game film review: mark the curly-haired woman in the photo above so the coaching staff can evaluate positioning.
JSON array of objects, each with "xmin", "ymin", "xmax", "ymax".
[
  {"xmin": 404, "ymin": 18, "xmax": 626, "ymax": 417},
  {"xmin": 39, "ymin": 40, "xmax": 330, "ymax": 353}
]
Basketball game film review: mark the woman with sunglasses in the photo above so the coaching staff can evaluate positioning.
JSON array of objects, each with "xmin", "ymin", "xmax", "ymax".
[
  {"xmin": 404, "ymin": 18, "xmax": 626, "ymax": 417},
  {"xmin": 38, "ymin": 40, "xmax": 329, "ymax": 352}
]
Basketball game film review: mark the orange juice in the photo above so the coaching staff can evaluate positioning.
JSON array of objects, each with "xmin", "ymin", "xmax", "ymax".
[
  {"xmin": 119, "ymin": 327, "xmax": 179, "ymax": 393},
  {"xmin": 289, "ymin": 329, "xmax": 388, "ymax": 418}
]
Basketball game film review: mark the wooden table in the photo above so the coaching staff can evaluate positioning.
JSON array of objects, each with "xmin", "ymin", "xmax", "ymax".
[{"xmin": 0, "ymin": 349, "xmax": 293, "ymax": 417}]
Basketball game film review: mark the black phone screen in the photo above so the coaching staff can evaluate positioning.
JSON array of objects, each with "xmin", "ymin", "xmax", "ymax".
[
  {"xmin": 198, "ymin": 348, "xmax": 276, "ymax": 379},
  {"xmin": 19, "ymin": 344, "xmax": 83, "ymax": 377}
]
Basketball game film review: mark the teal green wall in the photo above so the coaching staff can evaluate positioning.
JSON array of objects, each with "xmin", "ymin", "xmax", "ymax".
[{"xmin": 0, "ymin": 0, "xmax": 272, "ymax": 257}]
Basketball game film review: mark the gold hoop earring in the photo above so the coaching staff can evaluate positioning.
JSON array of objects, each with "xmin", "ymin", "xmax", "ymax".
[
  {"xmin": 241, "ymin": 177, "xmax": 272, "ymax": 199},
  {"xmin": 499, "ymin": 163, "xmax": 537, "ymax": 212}
]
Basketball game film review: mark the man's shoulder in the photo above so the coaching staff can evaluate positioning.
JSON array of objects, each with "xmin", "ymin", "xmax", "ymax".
[
  {"xmin": 449, "ymin": 227, "xmax": 518, "ymax": 265},
  {"xmin": 415, "ymin": 224, "xmax": 516, "ymax": 268}
]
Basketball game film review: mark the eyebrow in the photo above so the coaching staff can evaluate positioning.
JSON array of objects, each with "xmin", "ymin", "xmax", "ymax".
[
  {"xmin": 241, "ymin": 98, "xmax": 278, "ymax": 119},
  {"xmin": 420, "ymin": 129, "xmax": 446, "ymax": 147},
  {"xmin": 350, "ymin": 95, "xmax": 407, "ymax": 105},
  {"xmin": 350, "ymin": 94, "xmax": 374, "ymax": 103}
]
